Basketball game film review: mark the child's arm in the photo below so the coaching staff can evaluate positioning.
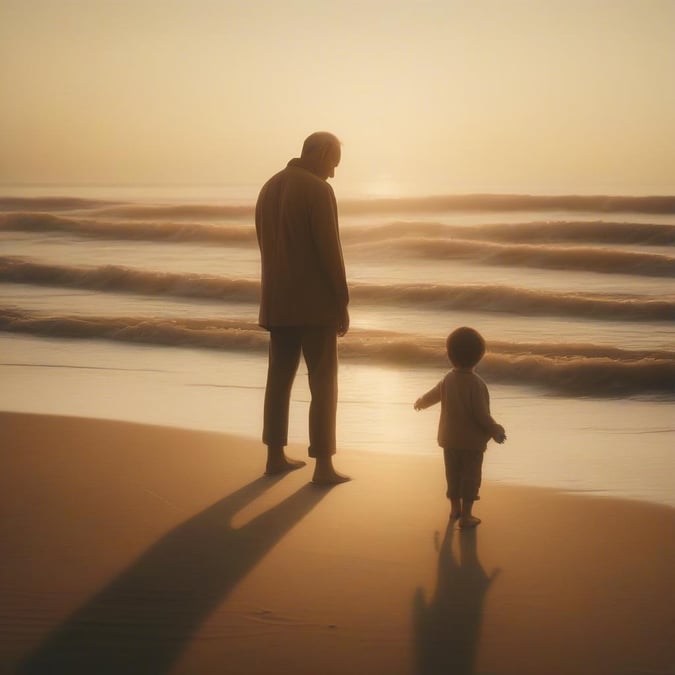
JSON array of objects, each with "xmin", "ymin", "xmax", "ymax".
[
  {"xmin": 492, "ymin": 425, "xmax": 507, "ymax": 444},
  {"xmin": 414, "ymin": 382, "xmax": 442, "ymax": 411}
]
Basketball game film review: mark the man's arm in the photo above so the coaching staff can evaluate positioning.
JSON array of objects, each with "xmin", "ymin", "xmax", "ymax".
[
  {"xmin": 336, "ymin": 306, "xmax": 350, "ymax": 337},
  {"xmin": 310, "ymin": 184, "xmax": 349, "ymax": 332}
]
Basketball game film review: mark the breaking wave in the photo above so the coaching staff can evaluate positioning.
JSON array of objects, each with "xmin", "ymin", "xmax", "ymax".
[
  {"xmin": 343, "ymin": 220, "xmax": 675, "ymax": 246},
  {"xmin": 92, "ymin": 203, "xmax": 253, "ymax": 220},
  {"xmin": 2, "ymin": 257, "xmax": 673, "ymax": 321},
  {"xmin": 0, "ymin": 309, "xmax": 268, "ymax": 352},
  {"xmin": 0, "ymin": 196, "xmax": 252, "ymax": 219},
  {"xmin": 1, "ymin": 307, "xmax": 672, "ymax": 397},
  {"xmin": 0, "ymin": 213, "xmax": 256, "ymax": 245},
  {"xmin": 0, "ymin": 257, "xmax": 259, "ymax": 302},
  {"xmin": 353, "ymin": 238, "xmax": 675, "ymax": 277},
  {"xmin": 0, "ymin": 196, "xmax": 113, "ymax": 211},
  {"xmin": 3, "ymin": 193, "xmax": 674, "ymax": 220},
  {"xmin": 351, "ymin": 283, "xmax": 675, "ymax": 321},
  {"xmin": 3, "ymin": 212, "xmax": 673, "ymax": 247},
  {"xmin": 340, "ymin": 194, "xmax": 675, "ymax": 215}
]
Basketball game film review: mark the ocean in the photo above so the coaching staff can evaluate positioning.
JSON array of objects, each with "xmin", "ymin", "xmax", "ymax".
[{"xmin": 1, "ymin": 187, "xmax": 673, "ymax": 506}]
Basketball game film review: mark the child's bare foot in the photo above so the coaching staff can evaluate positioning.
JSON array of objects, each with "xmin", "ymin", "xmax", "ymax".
[{"xmin": 459, "ymin": 516, "xmax": 482, "ymax": 529}]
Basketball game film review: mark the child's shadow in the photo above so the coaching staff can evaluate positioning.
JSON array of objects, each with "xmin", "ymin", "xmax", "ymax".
[
  {"xmin": 412, "ymin": 518, "xmax": 500, "ymax": 675},
  {"xmin": 19, "ymin": 476, "xmax": 330, "ymax": 675}
]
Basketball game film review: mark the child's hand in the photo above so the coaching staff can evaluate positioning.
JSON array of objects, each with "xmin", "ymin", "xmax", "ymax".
[{"xmin": 493, "ymin": 425, "xmax": 506, "ymax": 444}]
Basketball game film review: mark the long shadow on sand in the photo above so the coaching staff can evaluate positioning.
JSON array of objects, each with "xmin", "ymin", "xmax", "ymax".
[
  {"xmin": 18, "ymin": 475, "xmax": 329, "ymax": 675},
  {"xmin": 412, "ymin": 519, "xmax": 500, "ymax": 675}
]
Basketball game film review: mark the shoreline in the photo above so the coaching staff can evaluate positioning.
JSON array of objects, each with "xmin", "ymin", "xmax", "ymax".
[{"xmin": 2, "ymin": 411, "xmax": 673, "ymax": 674}]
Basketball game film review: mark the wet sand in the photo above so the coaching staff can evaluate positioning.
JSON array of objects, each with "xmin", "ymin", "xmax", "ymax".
[{"xmin": 1, "ymin": 411, "xmax": 672, "ymax": 675}]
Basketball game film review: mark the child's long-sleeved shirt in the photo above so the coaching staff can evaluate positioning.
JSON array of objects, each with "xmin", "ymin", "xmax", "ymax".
[{"xmin": 417, "ymin": 368, "xmax": 501, "ymax": 451}]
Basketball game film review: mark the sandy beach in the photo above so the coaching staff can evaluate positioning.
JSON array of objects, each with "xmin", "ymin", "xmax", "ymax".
[{"xmin": 1, "ymin": 411, "xmax": 672, "ymax": 675}]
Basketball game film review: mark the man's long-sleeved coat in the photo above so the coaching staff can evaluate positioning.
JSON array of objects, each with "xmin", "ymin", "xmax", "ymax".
[{"xmin": 255, "ymin": 158, "xmax": 349, "ymax": 329}]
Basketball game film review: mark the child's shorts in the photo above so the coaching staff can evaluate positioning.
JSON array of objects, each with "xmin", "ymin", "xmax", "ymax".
[{"xmin": 442, "ymin": 446, "xmax": 485, "ymax": 501}]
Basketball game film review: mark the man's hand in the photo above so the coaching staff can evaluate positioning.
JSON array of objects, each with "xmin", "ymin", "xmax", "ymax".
[{"xmin": 337, "ymin": 308, "xmax": 350, "ymax": 337}]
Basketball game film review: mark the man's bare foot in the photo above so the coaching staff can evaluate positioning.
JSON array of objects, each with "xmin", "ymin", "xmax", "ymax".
[
  {"xmin": 459, "ymin": 516, "xmax": 481, "ymax": 529},
  {"xmin": 449, "ymin": 498, "xmax": 461, "ymax": 521},
  {"xmin": 311, "ymin": 457, "xmax": 351, "ymax": 485},
  {"xmin": 265, "ymin": 456, "xmax": 306, "ymax": 475},
  {"xmin": 311, "ymin": 469, "xmax": 351, "ymax": 485}
]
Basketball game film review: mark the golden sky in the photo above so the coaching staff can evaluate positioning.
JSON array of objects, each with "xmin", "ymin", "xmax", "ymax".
[{"xmin": 1, "ymin": 0, "xmax": 674, "ymax": 195}]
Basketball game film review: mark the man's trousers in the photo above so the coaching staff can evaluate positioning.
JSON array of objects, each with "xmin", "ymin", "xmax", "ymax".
[{"xmin": 262, "ymin": 326, "xmax": 338, "ymax": 458}]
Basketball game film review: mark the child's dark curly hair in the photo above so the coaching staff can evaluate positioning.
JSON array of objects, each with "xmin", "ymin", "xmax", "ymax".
[{"xmin": 446, "ymin": 327, "xmax": 486, "ymax": 369}]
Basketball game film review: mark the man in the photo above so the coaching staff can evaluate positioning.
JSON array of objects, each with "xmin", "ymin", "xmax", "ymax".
[{"xmin": 255, "ymin": 131, "xmax": 350, "ymax": 484}]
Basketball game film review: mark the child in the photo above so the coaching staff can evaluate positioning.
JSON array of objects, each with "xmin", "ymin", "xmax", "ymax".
[{"xmin": 414, "ymin": 327, "xmax": 506, "ymax": 528}]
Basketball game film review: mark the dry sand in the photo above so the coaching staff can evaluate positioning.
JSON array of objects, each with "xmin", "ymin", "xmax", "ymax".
[{"xmin": 1, "ymin": 411, "xmax": 672, "ymax": 675}]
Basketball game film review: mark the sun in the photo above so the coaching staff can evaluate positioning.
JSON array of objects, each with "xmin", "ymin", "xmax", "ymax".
[{"xmin": 361, "ymin": 174, "xmax": 401, "ymax": 198}]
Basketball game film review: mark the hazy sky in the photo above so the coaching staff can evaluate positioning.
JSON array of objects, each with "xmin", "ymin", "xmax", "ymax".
[{"xmin": 1, "ymin": 0, "xmax": 674, "ymax": 195}]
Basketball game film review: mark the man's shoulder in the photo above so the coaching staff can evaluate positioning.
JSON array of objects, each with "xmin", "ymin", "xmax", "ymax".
[
  {"xmin": 260, "ymin": 166, "xmax": 290, "ymax": 191},
  {"xmin": 288, "ymin": 164, "xmax": 333, "ymax": 196},
  {"xmin": 257, "ymin": 163, "xmax": 335, "ymax": 218},
  {"xmin": 262, "ymin": 164, "xmax": 330, "ymax": 193}
]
